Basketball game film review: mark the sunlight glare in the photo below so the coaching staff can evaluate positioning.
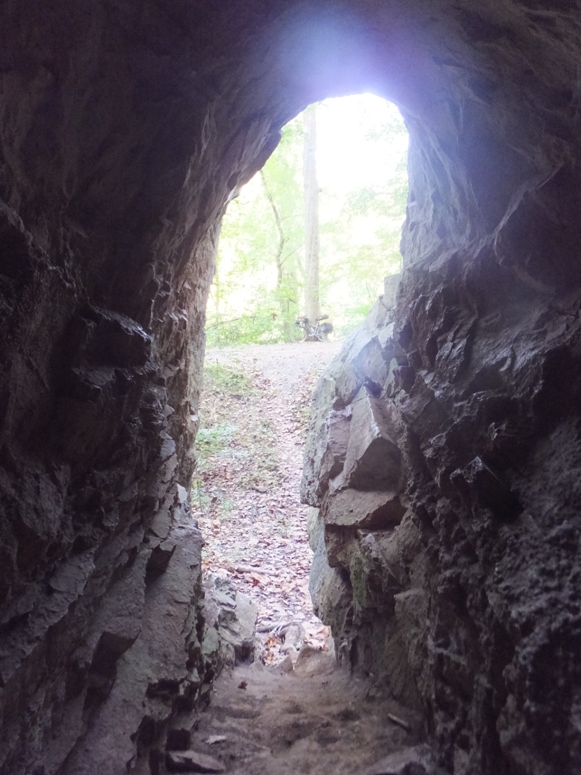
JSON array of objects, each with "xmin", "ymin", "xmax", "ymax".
[
  {"xmin": 208, "ymin": 93, "xmax": 409, "ymax": 345},
  {"xmin": 316, "ymin": 94, "xmax": 408, "ymax": 193}
]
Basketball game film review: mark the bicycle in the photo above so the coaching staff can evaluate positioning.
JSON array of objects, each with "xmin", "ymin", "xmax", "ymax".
[{"xmin": 295, "ymin": 314, "xmax": 334, "ymax": 342}]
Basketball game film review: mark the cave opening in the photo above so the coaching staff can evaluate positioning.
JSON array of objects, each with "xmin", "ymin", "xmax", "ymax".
[
  {"xmin": 1, "ymin": 2, "xmax": 581, "ymax": 773},
  {"xmin": 195, "ymin": 91, "xmax": 410, "ymax": 670},
  {"xmin": 205, "ymin": 93, "xmax": 408, "ymax": 345}
]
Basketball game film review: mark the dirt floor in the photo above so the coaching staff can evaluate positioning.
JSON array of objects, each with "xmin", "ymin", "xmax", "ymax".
[
  {"xmin": 188, "ymin": 657, "xmax": 425, "ymax": 775},
  {"xmin": 190, "ymin": 342, "xmax": 432, "ymax": 775}
]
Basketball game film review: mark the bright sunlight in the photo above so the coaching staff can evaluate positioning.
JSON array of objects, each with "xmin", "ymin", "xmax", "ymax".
[{"xmin": 207, "ymin": 94, "xmax": 408, "ymax": 346}]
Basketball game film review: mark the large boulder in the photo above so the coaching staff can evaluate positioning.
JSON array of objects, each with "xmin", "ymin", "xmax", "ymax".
[{"xmin": 339, "ymin": 388, "xmax": 402, "ymax": 492}]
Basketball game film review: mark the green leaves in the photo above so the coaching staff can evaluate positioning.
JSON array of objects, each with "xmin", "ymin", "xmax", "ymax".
[{"xmin": 208, "ymin": 94, "xmax": 409, "ymax": 345}]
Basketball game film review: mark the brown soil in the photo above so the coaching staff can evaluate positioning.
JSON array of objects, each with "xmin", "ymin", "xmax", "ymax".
[{"xmin": 189, "ymin": 656, "xmax": 424, "ymax": 775}]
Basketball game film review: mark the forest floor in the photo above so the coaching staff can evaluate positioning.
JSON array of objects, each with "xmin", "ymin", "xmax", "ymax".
[
  {"xmin": 194, "ymin": 341, "xmax": 342, "ymax": 663},
  {"xmin": 188, "ymin": 342, "xmax": 430, "ymax": 775}
]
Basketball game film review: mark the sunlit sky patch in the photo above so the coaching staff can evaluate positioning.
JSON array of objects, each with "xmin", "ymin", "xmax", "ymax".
[{"xmin": 316, "ymin": 94, "xmax": 408, "ymax": 193}]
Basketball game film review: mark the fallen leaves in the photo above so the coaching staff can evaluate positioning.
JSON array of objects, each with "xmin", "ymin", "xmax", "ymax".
[{"xmin": 194, "ymin": 344, "xmax": 340, "ymax": 663}]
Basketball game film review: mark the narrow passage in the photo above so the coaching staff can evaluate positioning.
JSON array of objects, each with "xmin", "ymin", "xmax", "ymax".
[{"xmin": 190, "ymin": 342, "xmax": 430, "ymax": 775}]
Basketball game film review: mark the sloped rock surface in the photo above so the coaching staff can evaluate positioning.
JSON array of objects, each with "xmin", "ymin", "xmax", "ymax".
[
  {"xmin": 323, "ymin": 489, "xmax": 404, "ymax": 530},
  {"xmin": 304, "ymin": 253, "xmax": 581, "ymax": 773},
  {"xmin": 340, "ymin": 388, "xmax": 402, "ymax": 492},
  {"xmin": 166, "ymin": 749, "xmax": 226, "ymax": 774}
]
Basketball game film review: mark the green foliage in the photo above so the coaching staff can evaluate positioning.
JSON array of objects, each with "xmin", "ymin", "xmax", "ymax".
[
  {"xmin": 196, "ymin": 422, "xmax": 238, "ymax": 457},
  {"xmin": 207, "ymin": 94, "xmax": 409, "ymax": 346},
  {"xmin": 206, "ymin": 312, "xmax": 301, "ymax": 348},
  {"xmin": 203, "ymin": 364, "xmax": 252, "ymax": 396}
]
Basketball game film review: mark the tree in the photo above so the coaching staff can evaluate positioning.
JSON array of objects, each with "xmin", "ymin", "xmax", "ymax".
[
  {"xmin": 259, "ymin": 119, "xmax": 304, "ymax": 340},
  {"xmin": 206, "ymin": 94, "xmax": 409, "ymax": 345},
  {"xmin": 303, "ymin": 104, "xmax": 320, "ymax": 323},
  {"xmin": 206, "ymin": 116, "xmax": 305, "ymax": 345}
]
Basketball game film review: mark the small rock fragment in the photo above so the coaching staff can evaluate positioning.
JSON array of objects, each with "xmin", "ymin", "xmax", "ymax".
[
  {"xmin": 365, "ymin": 744, "xmax": 438, "ymax": 775},
  {"xmin": 387, "ymin": 712, "xmax": 412, "ymax": 732},
  {"xmin": 205, "ymin": 735, "xmax": 227, "ymax": 745},
  {"xmin": 166, "ymin": 749, "xmax": 226, "ymax": 773},
  {"xmin": 280, "ymin": 622, "xmax": 305, "ymax": 654}
]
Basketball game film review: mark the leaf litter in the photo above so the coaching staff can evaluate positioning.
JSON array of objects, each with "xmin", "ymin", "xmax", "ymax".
[
  {"xmin": 190, "ymin": 343, "xmax": 431, "ymax": 775},
  {"xmin": 193, "ymin": 341, "xmax": 342, "ymax": 665}
]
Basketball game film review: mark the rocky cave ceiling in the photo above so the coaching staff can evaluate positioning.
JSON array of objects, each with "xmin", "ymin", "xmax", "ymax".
[{"xmin": 0, "ymin": 1, "xmax": 580, "ymax": 773}]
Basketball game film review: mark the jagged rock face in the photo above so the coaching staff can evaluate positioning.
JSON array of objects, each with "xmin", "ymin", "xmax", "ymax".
[
  {"xmin": 1, "ymin": 1, "xmax": 581, "ymax": 773},
  {"xmin": 303, "ymin": 15, "xmax": 581, "ymax": 767}
]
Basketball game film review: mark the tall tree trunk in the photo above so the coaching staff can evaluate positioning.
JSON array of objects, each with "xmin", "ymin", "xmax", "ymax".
[
  {"xmin": 303, "ymin": 104, "xmax": 320, "ymax": 324},
  {"xmin": 261, "ymin": 170, "xmax": 298, "ymax": 341},
  {"xmin": 213, "ymin": 264, "xmax": 221, "ymax": 320}
]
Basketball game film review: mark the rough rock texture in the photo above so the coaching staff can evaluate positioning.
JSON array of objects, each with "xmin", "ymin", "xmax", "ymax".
[
  {"xmin": 305, "ymin": 247, "xmax": 581, "ymax": 774},
  {"xmin": 1, "ymin": 1, "xmax": 581, "ymax": 773},
  {"xmin": 202, "ymin": 576, "xmax": 258, "ymax": 671}
]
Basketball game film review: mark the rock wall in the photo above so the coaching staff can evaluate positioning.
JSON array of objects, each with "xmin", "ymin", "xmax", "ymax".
[
  {"xmin": 302, "ymin": 6, "xmax": 581, "ymax": 768},
  {"xmin": 0, "ymin": 0, "xmax": 580, "ymax": 772},
  {"xmin": 0, "ymin": 2, "xmax": 277, "ymax": 771}
]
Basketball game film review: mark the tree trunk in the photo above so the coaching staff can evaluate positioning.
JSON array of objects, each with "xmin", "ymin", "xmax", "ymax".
[
  {"xmin": 303, "ymin": 104, "xmax": 320, "ymax": 324},
  {"xmin": 261, "ymin": 170, "xmax": 299, "ymax": 342}
]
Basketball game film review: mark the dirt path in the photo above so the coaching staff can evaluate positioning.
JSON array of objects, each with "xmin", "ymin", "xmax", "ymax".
[
  {"xmin": 191, "ymin": 343, "xmax": 430, "ymax": 774},
  {"xmin": 195, "ymin": 341, "xmax": 342, "ymax": 660},
  {"xmin": 186, "ymin": 659, "xmax": 426, "ymax": 775}
]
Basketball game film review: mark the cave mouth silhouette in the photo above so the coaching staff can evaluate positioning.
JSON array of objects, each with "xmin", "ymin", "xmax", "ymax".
[{"xmin": 1, "ymin": 2, "xmax": 580, "ymax": 773}]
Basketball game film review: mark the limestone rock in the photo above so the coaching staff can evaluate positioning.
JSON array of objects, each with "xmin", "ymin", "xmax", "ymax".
[
  {"xmin": 301, "ymin": 316, "xmax": 398, "ymax": 507},
  {"xmin": 293, "ymin": 646, "xmax": 336, "ymax": 677},
  {"xmin": 365, "ymin": 744, "xmax": 442, "ymax": 775},
  {"xmin": 203, "ymin": 576, "xmax": 258, "ymax": 669},
  {"xmin": 322, "ymin": 489, "xmax": 405, "ymax": 529},
  {"xmin": 318, "ymin": 406, "xmax": 352, "ymax": 487},
  {"xmin": 2, "ymin": 1, "xmax": 581, "ymax": 772},
  {"xmin": 383, "ymin": 274, "xmax": 401, "ymax": 312},
  {"xmin": 308, "ymin": 509, "xmax": 354, "ymax": 636}
]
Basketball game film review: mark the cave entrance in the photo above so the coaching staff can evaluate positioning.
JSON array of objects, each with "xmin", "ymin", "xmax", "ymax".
[
  {"xmin": 194, "ymin": 94, "xmax": 409, "ymax": 667},
  {"xmin": 206, "ymin": 93, "xmax": 409, "ymax": 346}
]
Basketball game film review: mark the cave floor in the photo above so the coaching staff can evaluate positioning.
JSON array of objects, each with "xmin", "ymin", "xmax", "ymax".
[
  {"xmin": 190, "ymin": 342, "xmax": 431, "ymax": 774},
  {"xmin": 190, "ymin": 656, "xmax": 425, "ymax": 775}
]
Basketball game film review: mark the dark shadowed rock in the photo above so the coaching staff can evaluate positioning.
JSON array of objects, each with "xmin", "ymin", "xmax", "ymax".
[
  {"xmin": 365, "ymin": 744, "xmax": 443, "ymax": 775},
  {"xmin": 1, "ymin": 1, "xmax": 581, "ymax": 773}
]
